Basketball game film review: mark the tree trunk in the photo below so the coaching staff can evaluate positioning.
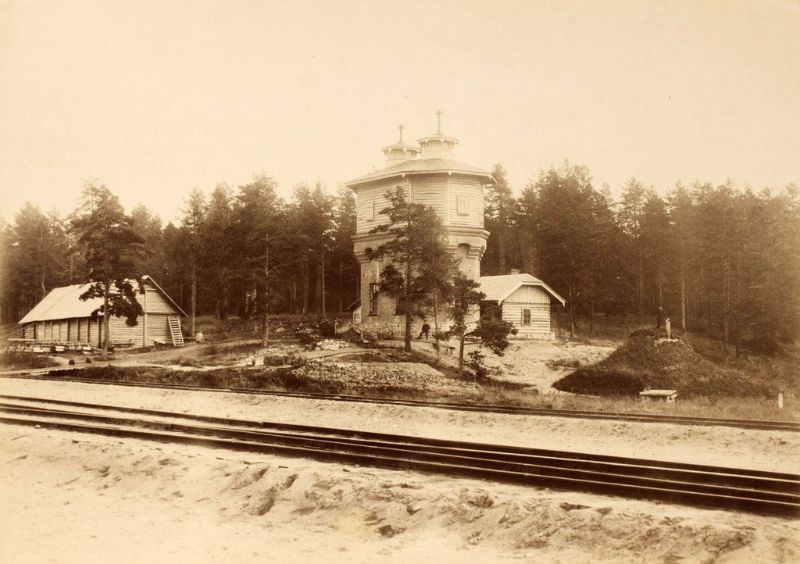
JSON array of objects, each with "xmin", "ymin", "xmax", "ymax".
[
  {"xmin": 263, "ymin": 240, "xmax": 270, "ymax": 346},
  {"xmin": 497, "ymin": 226, "xmax": 507, "ymax": 274},
  {"xmin": 190, "ymin": 262, "xmax": 197, "ymax": 337},
  {"xmin": 102, "ymin": 281, "xmax": 111, "ymax": 359},
  {"xmin": 337, "ymin": 261, "xmax": 343, "ymax": 313},
  {"xmin": 290, "ymin": 273, "xmax": 297, "ymax": 313},
  {"xmin": 458, "ymin": 333, "xmax": 465, "ymax": 373},
  {"xmin": 679, "ymin": 261, "xmax": 687, "ymax": 331},
  {"xmin": 722, "ymin": 264, "xmax": 730, "ymax": 357},
  {"xmin": 432, "ymin": 288, "xmax": 441, "ymax": 365},
  {"xmin": 302, "ymin": 261, "xmax": 310, "ymax": 315},
  {"xmin": 637, "ymin": 254, "xmax": 645, "ymax": 322},
  {"xmin": 657, "ymin": 261, "xmax": 664, "ymax": 308},
  {"xmin": 320, "ymin": 247, "xmax": 326, "ymax": 318},
  {"xmin": 404, "ymin": 257, "xmax": 412, "ymax": 352},
  {"xmin": 40, "ymin": 266, "xmax": 47, "ymax": 299}
]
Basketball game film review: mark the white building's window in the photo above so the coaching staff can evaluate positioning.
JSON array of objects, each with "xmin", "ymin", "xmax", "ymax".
[
  {"xmin": 522, "ymin": 308, "xmax": 532, "ymax": 326},
  {"xmin": 368, "ymin": 200, "xmax": 376, "ymax": 221},
  {"xmin": 456, "ymin": 195, "xmax": 469, "ymax": 216}
]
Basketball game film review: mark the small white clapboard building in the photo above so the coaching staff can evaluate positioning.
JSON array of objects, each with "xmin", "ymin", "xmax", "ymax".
[
  {"xmin": 18, "ymin": 275, "xmax": 186, "ymax": 348},
  {"xmin": 479, "ymin": 273, "xmax": 565, "ymax": 339}
]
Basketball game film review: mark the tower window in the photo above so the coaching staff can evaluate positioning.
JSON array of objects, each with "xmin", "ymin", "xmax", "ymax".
[
  {"xmin": 456, "ymin": 195, "xmax": 469, "ymax": 216},
  {"xmin": 368, "ymin": 201, "xmax": 376, "ymax": 222}
]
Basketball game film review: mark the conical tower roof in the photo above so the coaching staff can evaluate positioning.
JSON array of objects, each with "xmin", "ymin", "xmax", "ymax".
[{"xmin": 346, "ymin": 112, "xmax": 494, "ymax": 188}]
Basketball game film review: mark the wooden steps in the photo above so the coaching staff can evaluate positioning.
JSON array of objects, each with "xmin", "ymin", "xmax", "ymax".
[{"xmin": 168, "ymin": 317, "xmax": 184, "ymax": 347}]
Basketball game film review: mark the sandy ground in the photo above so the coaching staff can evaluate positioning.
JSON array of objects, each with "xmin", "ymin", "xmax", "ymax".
[
  {"xmin": 2, "ymin": 425, "xmax": 798, "ymax": 564},
  {"xmin": 409, "ymin": 338, "xmax": 616, "ymax": 391},
  {"xmin": 1, "ymin": 378, "xmax": 798, "ymax": 474},
  {"xmin": 3, "ymin": 336, "xmax": 615, "ymax": 393}
]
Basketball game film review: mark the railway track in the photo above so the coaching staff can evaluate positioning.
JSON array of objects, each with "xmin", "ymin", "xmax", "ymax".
[
  {"xmin": 1, "ymin": 395, "xmax": 798, "ymax": 517},
  {"xmin": 4, "ymin": 371, "xmax": 799, "ymax": 432}
]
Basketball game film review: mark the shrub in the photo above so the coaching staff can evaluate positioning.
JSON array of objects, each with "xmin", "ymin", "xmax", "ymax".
[
  {"xmin": 0, "ymin": 351, "xmax": 60, "ymax": 369},
  {"xmin": 472, "ymin": 319, "xmax": 517, "ymax": 356},
  {"xmin": 467, "ymin": 350, "xmax": 488, "ymax": 379},
  {"xmin": 741, "ymin": 336, "xmax": 782, "ymax": 357},
  {"xmin": 629, "ymin": 328, "xmax": 668, "ymax": 338}
]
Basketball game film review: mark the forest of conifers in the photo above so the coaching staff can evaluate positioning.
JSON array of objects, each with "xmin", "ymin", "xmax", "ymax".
[{"xmin": 1, "ymin": 162, "xmax": 798, "ymax": 351}]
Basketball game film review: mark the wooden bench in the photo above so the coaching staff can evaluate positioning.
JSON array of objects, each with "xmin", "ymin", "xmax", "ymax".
[{"xmin": 639, "ymin": 389, "xmax": 678, "ymax": 403}]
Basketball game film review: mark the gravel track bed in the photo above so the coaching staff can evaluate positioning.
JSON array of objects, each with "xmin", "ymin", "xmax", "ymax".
[{"xmin": 1, "ymin": 378, "xmax": 798, "ymax": 474}]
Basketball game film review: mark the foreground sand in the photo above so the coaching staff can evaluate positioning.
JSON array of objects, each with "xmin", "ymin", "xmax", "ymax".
[{"xmin": 2, "ymin": 425, "xmax": 799, "ymax": 563}]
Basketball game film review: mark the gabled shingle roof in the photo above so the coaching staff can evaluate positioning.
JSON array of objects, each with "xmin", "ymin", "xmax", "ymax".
[
  {"xmin": 479, "ymin": 273, "xmax": 566, "ymax": 306},
  {"xmin": 18, "ymin": 284, "xmax": 101, "ymax": 324},
  {"xmin": 346, "ymin": 157, "xmax": 494, "ymax": 187},
  {"xmin": 18, "ymin": 276, "xmax": 186, "ymax": 324}
]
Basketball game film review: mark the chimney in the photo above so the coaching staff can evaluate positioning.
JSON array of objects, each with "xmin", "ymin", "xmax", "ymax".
[{"xmin": 509, "ymin": 268, "xmax": 521, "ymax": 275}]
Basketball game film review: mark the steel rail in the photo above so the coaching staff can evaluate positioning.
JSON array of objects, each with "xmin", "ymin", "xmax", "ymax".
[
  {"xmin": 1, "ymin": 398, "xmax": 798, "ymax": 517},
  {"xmin": 2, "ymin": 372, "xmax": 799, "ymax": 432}
]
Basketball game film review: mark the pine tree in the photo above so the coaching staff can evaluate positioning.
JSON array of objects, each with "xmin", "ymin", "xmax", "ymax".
[
  {"xmin": 484, "ymin": 163, "xmax": 517, "ymax": 274},
  {"xmin": 202, "ymin": 184, "xmax": 235, "ymax": 319},
  {"xmin": 332, "ymin": 187, "xmax": 359, "ymax": 312},
  {"xmin": 180, "ymin": 189, "xmax": 206, "ymax": 336},
  {"xmin": 451, "ymin": 272, "xmax": 485, "ymax": 372},
  {"xmin": 368, "ymin": 187, "xmax": 453, "ymax": 352},
  {"xmin": 71, "ymin": 183, "xmax": 145, "ymax": 357}
]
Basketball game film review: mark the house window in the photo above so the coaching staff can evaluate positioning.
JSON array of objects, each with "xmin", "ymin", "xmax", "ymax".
[
  {"xmin": 456, "ymin": 195, "xmax": 469, "ymax": 216},
  {"xmin": 369, "ymin": 283, "xmax": 379, "ymax": 316},
  {"xmin": 522, "ymin": 308, "xmax": 532, "ymax": 326}
]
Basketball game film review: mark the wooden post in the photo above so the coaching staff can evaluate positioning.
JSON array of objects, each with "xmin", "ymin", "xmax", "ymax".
[{"xmin": 142, "ymin": 285, "xmax": 148, "ymax": 347}]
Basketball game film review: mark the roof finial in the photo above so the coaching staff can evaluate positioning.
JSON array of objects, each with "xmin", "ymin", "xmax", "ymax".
[
  {"xmin": 436, "ymin": 109, "xmax": 443, "ymax": 134},
  {"xmin": 398, "ymin": 123, "xmax": 404, "ymax": 143}
]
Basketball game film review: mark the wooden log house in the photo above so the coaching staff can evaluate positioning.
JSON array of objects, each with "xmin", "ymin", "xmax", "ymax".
[{"xmin": 17, "ymin": 275, "xmax": 186, "ymax": 349}]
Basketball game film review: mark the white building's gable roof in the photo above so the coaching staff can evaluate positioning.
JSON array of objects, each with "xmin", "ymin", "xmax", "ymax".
[
  {"xmin": 18, "ymin": 284, "xmax": 100, "ymax": 324},
  {"xmin": 18, "ymin": 275, "xmax": 186, "ymax": 324},
  {"xmin": 479, "ymin": 273, "xmax": 566, "ymax": 306}
]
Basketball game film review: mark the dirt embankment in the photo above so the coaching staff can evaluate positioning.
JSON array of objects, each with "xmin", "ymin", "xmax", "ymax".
[
  {"xmin": 554, "ymin": 334, "xmax": 791, "ymax": 398},
  {"xmin": 45, "ymin": 360, "xmax": 485, "ymax": 401}
]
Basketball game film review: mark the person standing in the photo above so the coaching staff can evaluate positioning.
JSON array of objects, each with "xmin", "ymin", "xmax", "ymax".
[{"xmin": 418, "ymin": 322, "xmax": 431, "ymax": 340}]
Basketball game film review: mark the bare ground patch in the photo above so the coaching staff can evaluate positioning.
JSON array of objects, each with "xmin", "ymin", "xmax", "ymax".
[{"xmin": 2, "ymin": 425, "xmax": 797, "ymax": 563}]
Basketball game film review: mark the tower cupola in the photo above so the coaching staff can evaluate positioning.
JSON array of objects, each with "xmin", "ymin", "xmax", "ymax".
[
  {"xmin": 381, "ymin": 124, "xmax": 420, "ymax": 166},
  {"xmin": 417, "ymin": 110, "xmax": 459, "ymax": 158}
]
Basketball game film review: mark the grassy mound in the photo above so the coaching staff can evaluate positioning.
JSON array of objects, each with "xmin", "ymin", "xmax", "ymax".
[{"xmin": 553, "ymin": 335, "xmax": 772, "ymax": 398}]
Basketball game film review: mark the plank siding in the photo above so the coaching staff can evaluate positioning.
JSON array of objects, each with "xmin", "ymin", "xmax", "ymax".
[
  {"xmin": 408, "ymin": 177, "xmax": 447, "ymax": 219},
  {"xmin": 140, "ymin": 287, "xmax": 176, "ymax": 314},
  {"xmin": 109, "ymin": 316, "xmax": 144, "ymax": 346},
  {"xmin": 147, "ymin": 314, "xmax": 172, "ymax": 345},
  {"xmin": 88, "ymin": 318, "xmax": 100, "ymax": 347},
  {"xmin": 355, "ymin": 178, "xmax": 406, "ymax": 233},
  {"xmin": 500, "ymin": 286, "xmax": 555, "ymax": 338},
  {"xmin": 447, "ymin": 178, "xmax": 484, "ymax": 228}
]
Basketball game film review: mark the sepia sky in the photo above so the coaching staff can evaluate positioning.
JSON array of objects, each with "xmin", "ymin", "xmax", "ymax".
[{"xmin": 1, "ymin": 0, "xmax": 798, "ymax": 223}]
